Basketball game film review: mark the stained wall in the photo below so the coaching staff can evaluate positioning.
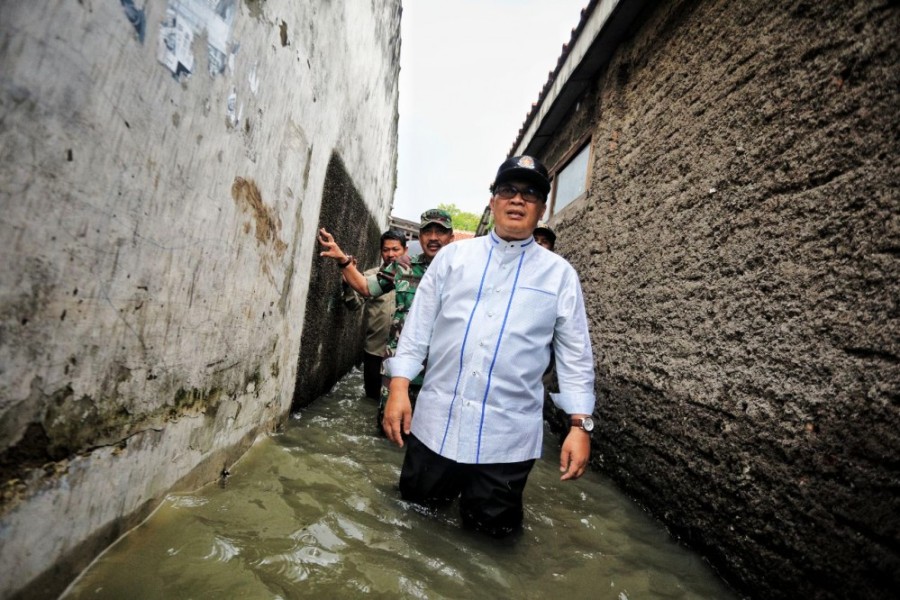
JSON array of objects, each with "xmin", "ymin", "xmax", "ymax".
[{"xmin": 0, "ymin": 1, "xmax": 401, "ymax": 597}]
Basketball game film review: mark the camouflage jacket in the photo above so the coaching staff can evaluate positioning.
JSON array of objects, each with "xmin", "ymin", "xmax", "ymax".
[{"xmin": 365, "ymin": 252, "xmax": 430, "ymax": 385}]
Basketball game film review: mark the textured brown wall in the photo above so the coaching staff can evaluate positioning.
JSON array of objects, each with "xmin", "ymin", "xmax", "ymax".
[{"xmin": 543, "ymin": 1, "xmax": 899, "ymax": 598}]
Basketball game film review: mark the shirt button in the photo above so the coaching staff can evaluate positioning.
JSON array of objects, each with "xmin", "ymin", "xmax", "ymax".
[{"xmin": 472, "ymin": 371, "xmax": 477, "ymax": 377}]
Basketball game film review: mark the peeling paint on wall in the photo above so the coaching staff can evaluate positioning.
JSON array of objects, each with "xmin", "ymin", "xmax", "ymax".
[
  {"xmin": 157, "ymin": 0, "xmax": 238, "ymax": 80},
  {"xmin": 248, "ymin": 62, "xmax": 260, "ymax": 96},
  {"xmin": 226, "ymin": 86, "xmax": 242, "ymax": 127},
  {"xmin": 120, "ymin": 0, "xmax": 146, "ymax": 43}
]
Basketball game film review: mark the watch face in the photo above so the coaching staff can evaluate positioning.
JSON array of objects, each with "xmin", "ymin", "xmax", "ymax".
[{"xmin": 582, "ymin": 417, "xmax": 595, "ymax": 432}]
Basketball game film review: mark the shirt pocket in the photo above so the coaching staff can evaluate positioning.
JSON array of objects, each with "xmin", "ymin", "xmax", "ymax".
[{"xmin": 510, "ymin": 286, "xmax": 558, "ymax": 336}]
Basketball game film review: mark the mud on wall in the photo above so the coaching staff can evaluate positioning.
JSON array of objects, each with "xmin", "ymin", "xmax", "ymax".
[
  {"xmin": 0, "ymin": 1, "xmax": 401, "ymax": 598},
  {"xmin": 541, "ymin": 0, "xmax": 898, "ymax": 598}
]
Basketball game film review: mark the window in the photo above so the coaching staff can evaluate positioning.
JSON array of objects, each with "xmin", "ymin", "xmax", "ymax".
[{"xmin": 552, "ymin": 142, "xmax": 591, "ymax": 215}]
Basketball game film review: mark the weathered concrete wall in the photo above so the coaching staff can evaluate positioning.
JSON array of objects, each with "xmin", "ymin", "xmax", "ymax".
[
  {"xmin": 539, "ymin": 0, "xmax": 898, "ymax": 598},
  {"xmin": 0, "ymin": 1, "xmax": 400, "ymax": 598}
]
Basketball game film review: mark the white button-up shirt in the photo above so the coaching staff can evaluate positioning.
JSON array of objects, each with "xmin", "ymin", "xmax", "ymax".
[{"xmin": 386, "ymin": 231, "xmax": 595, "ymax": 464}]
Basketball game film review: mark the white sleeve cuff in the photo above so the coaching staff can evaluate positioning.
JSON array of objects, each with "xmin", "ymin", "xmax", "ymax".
[
  {"xmin": 385, "ymin": 357, "xmax": 424, "ymax": 380},
  {"xmin": 550, "ymin": 391, "xmax": 595, "ymax": 416}
]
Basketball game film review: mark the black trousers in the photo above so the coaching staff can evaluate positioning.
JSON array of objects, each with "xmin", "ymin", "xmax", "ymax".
[
  {"xmin": 362, "ymin": 352, "xmax": 383, "ymax": 400},
  {"xmin": 399, "ymin": 435, "xmax": 535, "ymax": 538}
]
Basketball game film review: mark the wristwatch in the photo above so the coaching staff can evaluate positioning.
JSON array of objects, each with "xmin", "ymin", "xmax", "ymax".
[
  {"xmin": 570, "ymin": 415, "xmax": 595, "ymax": 433},
  {"xmin": 338, "ymin": 255, "xmax": 354, "ymax": 269}
]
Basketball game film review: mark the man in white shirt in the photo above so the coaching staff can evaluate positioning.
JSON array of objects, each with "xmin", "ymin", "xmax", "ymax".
[{"xmin": 383, "ymin": 155, "xmax": 596, "ymax": 537}]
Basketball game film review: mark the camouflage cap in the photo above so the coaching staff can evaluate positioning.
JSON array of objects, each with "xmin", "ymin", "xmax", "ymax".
[{"xmin": 420, "ymin": 208, "xmax": 453, "ymax": 231}]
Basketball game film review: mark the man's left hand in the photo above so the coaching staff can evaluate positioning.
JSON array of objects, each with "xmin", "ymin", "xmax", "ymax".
[{"xmin": 559, "ymin": 429, "xmax": 591, "ymax": 481}]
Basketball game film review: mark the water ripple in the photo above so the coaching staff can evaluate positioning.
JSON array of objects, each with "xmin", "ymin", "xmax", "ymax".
[
  {"xmin": 334, "ymin": 514, "xmax": 366, "ymax": 541},
  {"xmin": 398, "ymin": 575, "xmax": 428, "ymax": 599},
  {"xmin": 202, "ymin": 535, "xmax": 241, "ymax": 562},
  {"xmin": 255, "ymin": 554, "xmax": 310, "ymax": 583},
  {"xmin": 254, "ymin": 538, "xmax": 341, "ymax": 584},
  {"xmin": 167, "ymin": 494, "xmax": 209, "ymax": 509},
  {"xmin": 296, "ymin": 521, "xmax": 346, "ymax": 551}
]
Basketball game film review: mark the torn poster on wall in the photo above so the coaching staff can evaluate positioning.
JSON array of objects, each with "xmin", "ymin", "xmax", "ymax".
[{"xmin": 157, "ymin": 0, "xmax": 238, "ymax": 80}]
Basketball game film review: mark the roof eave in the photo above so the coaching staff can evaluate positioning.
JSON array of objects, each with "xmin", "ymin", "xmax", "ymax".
[{"xmin": 511, "ymin": 0, "xmax": 651, "ymax": 159}]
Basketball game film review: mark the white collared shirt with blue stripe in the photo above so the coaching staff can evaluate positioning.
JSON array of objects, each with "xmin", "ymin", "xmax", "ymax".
[{"xmin": 386, "ymin": 231, "xmax": 596, "ymax": 464}]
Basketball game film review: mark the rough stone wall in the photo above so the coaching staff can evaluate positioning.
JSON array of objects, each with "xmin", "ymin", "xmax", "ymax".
[
  {"xmin": 0, "ymin": 1, "xmax": 400, "ymax": 598},
  {"xmin": 544, "ymin": 1, "xmax": 899, "ymax": 598}
]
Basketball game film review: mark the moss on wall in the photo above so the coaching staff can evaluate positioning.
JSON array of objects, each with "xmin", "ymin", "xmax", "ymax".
[{"xmin": 292, "ymin": 153, "xmax": 383, "ymax": 410}]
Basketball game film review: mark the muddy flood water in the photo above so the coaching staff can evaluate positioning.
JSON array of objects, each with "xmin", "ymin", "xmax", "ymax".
[{"xmin": 64, "ymin": 369, "xmax": 736, "ymax": 599}]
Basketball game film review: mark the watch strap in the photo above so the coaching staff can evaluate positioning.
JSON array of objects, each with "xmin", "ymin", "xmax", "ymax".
[{"xmin": 570, "ymin": 416, "xmax": 594, "ymax": 432}]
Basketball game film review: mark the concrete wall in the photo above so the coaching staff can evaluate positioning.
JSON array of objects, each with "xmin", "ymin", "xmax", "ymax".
[
  {"xmin": 0, "ymin": 1, "xmax": 400, "ymax": 598},
  {"xmin": 537, "ymin": 0, "xmax": 898, "ymax": 598}
]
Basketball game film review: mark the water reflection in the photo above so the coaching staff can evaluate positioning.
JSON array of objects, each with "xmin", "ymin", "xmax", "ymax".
[{"xmin": 65, "ymin": 370, "xmax": 735, "ymax": 599}]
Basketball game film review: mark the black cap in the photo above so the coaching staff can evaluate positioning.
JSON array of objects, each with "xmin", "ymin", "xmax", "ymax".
[{"xmin": 492, "ymin": 155, "xmax": 551, "ymax": 197}]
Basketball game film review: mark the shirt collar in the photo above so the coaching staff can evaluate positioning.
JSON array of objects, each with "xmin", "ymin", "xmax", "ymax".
[{"xmin": 488, "ymin": 230, "xmax": 535, "ymax": 253}]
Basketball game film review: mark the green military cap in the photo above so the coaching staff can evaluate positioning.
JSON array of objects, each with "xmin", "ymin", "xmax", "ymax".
[{"xmin": 420, "ymin": 208, "xmax": 453, "ymax": 230}]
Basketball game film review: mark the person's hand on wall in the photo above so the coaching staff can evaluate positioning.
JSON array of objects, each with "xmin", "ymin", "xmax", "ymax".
[
  {"xmin": 318, "ymin": 228, "xmax": 350, "ymax": 264},
  {"xmin": 319, "ymin": 228, "xmax": 369, "ymax": 296}
]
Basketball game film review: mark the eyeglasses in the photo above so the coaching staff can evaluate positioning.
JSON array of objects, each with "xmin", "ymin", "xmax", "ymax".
[{"xmin": 492, "ymin": 184, "xmax": 546, "ymax": 204}]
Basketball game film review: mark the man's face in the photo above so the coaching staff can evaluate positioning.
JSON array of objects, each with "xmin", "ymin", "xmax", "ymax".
[
  {"xmin": 489, "ymin": 179, "xmax": 546, "ymax": 241},
  {"xmin": 419, "ymin": 223, "xmax": 453, "ymax": 260},
  {"xmin": 381, "ymin": 239, "xmax": 406, "ymax": 265},
  {"xmin": 534, "ymin": 234, "xmax": 554, "ymax": 251}
]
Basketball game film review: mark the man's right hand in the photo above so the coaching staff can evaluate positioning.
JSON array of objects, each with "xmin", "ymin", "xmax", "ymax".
[
  {"xmin": 319, "ymin": 227, "xmax": 370, "ymax": 296},
  {"xmin": 317, "ymin": 228, "xmax": 348, "ymax": 263},
  {"xmin": 382, "ymin": 378, "xmax": 413, "ymax": 446}
]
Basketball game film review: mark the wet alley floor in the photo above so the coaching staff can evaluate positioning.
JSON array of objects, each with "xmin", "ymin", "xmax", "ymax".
[{"xmin": 63, "ymin": 369, "xmax": 736, "ymax": 599}]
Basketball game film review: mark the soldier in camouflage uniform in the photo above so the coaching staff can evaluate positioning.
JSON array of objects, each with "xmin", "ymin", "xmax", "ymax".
[
  {"xmin": 342, "ymin": 230, "xmax": 406, "ymax": 400},
  {"xmin": 318, "ymin": 208, "xmax": 454, "ymax": 427}
]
